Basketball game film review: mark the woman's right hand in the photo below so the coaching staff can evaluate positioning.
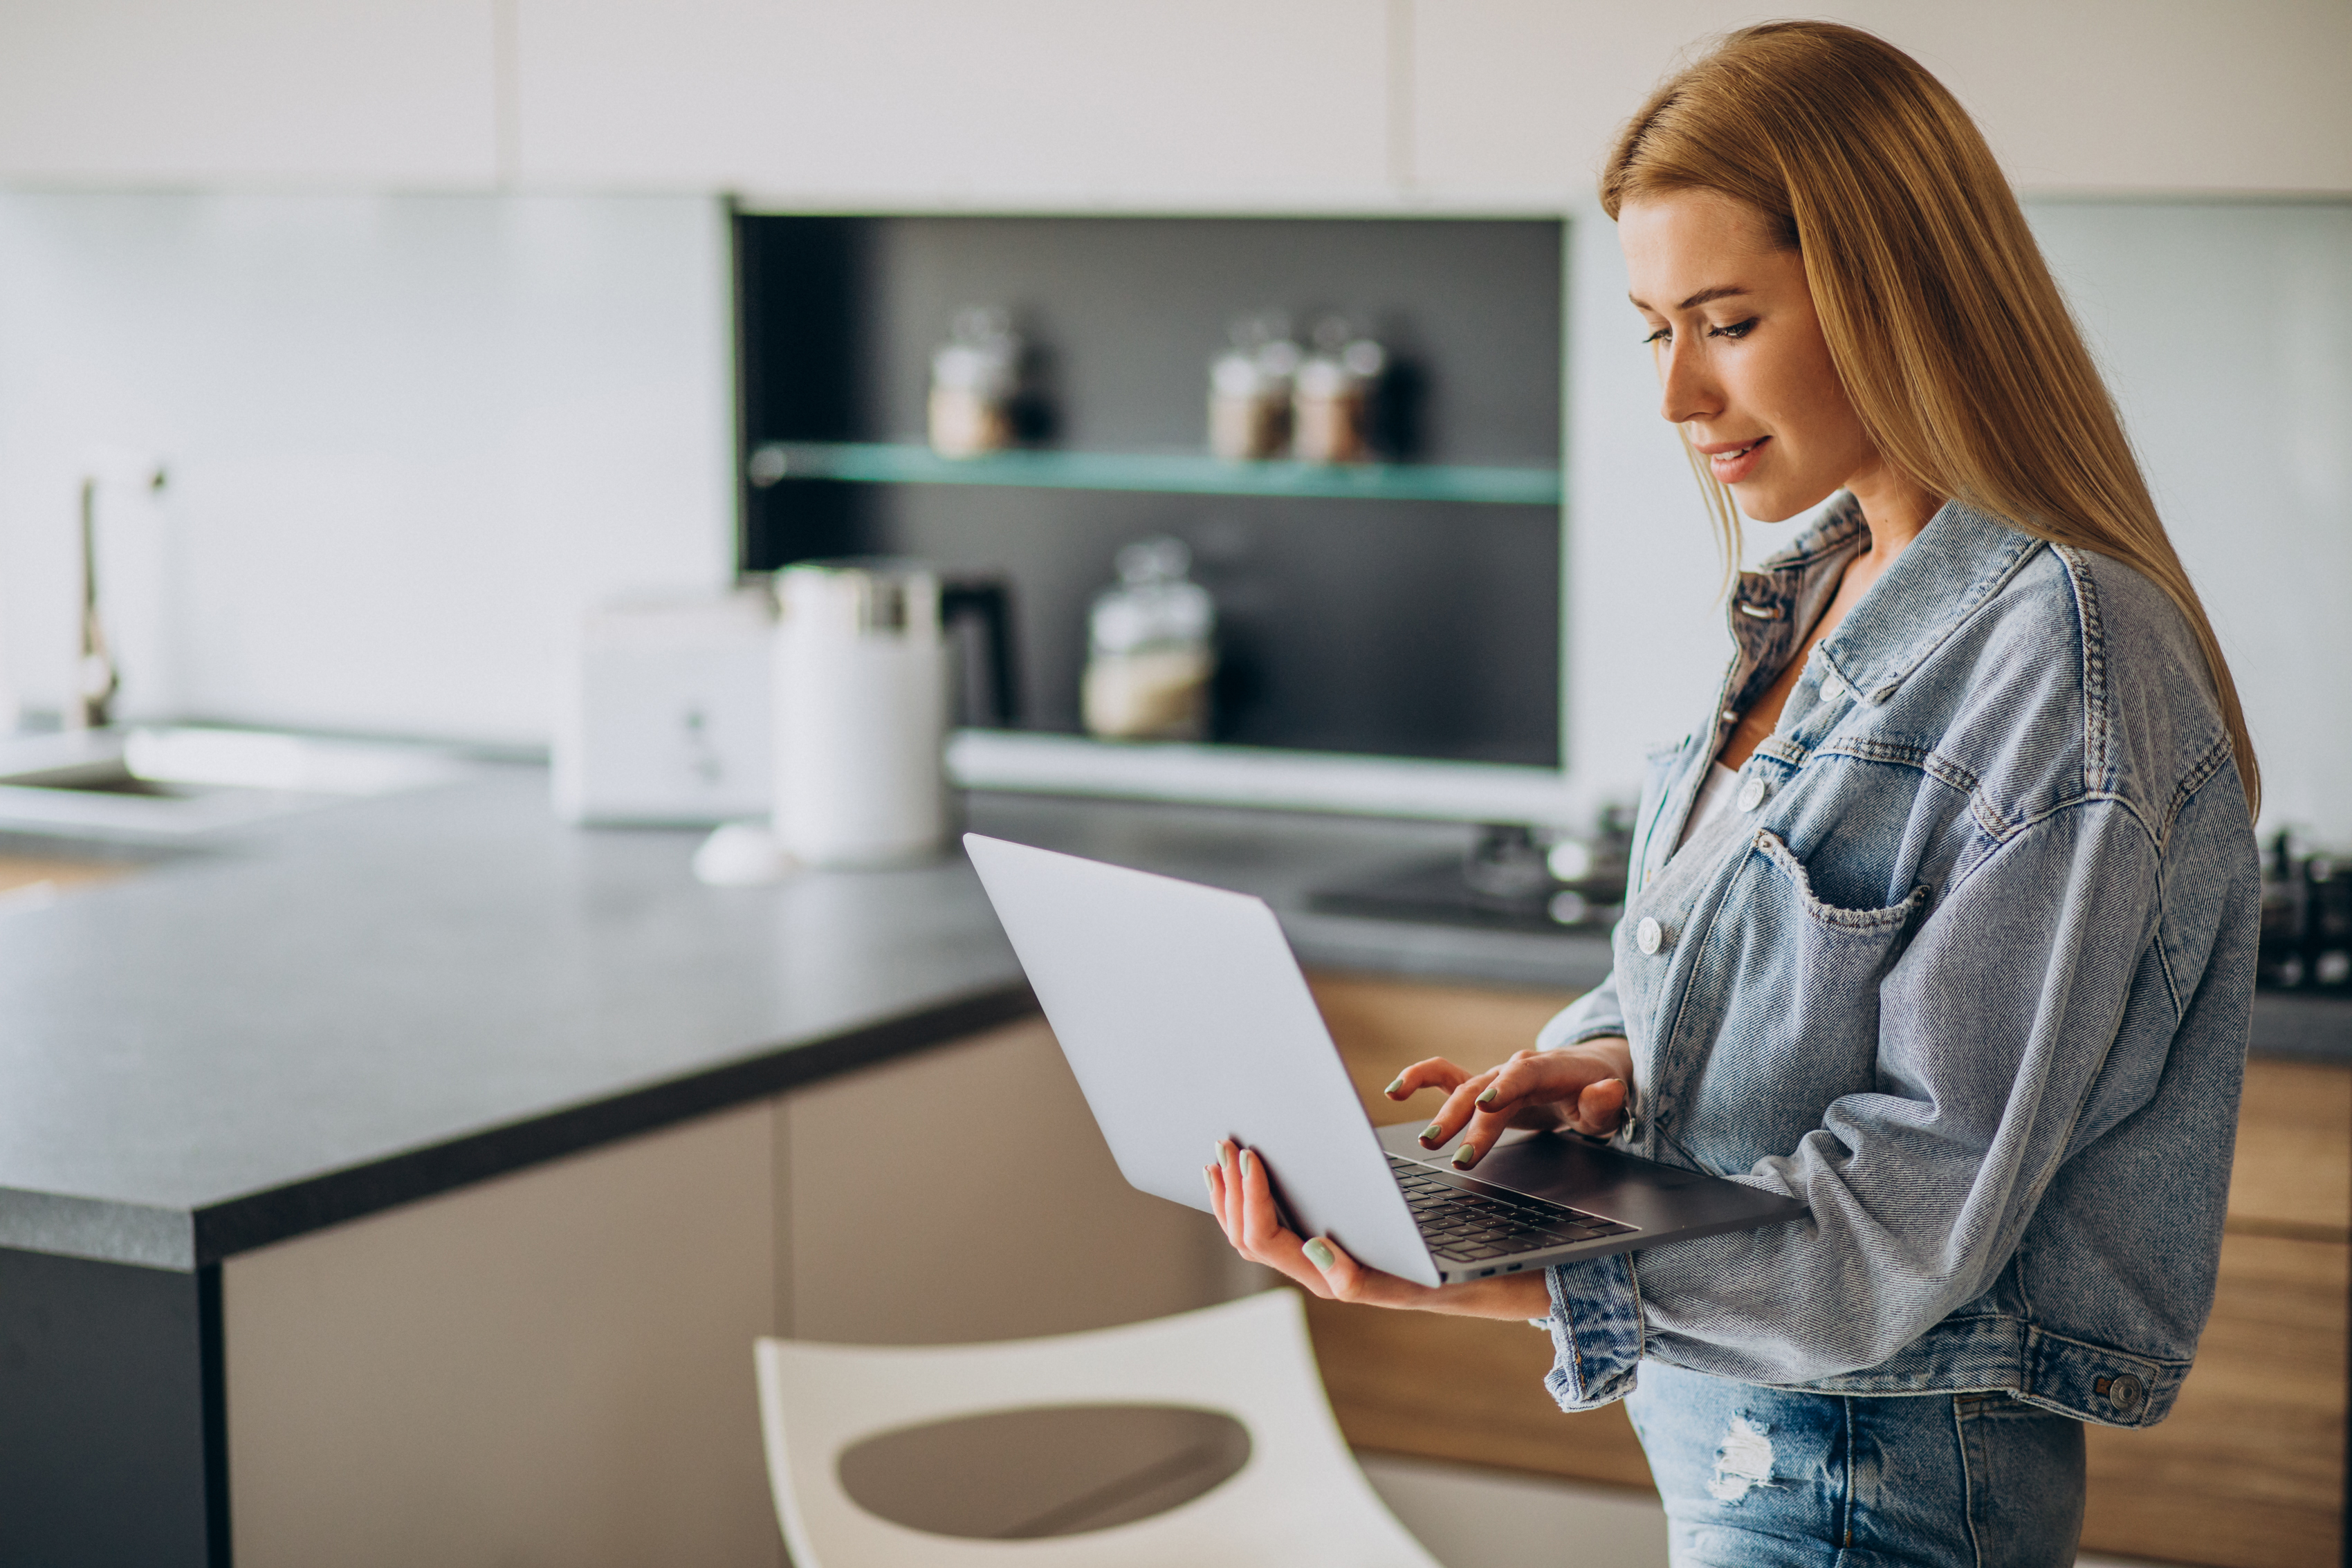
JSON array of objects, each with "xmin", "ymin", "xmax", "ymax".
[{"xmin": 1386, "ymin": 1036, "xmax": 1635, "ymax": 1172}]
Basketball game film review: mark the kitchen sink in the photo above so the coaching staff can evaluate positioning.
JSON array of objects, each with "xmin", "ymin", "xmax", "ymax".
[{"xmin": 0, "ymin": 727, "xmax": 479, "ymax": 842}]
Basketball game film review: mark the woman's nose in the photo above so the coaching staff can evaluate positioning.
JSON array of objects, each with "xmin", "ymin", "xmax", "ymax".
[{"xmin": 1657, "ymin": 341, "xmax": 1719, "ymax": 426}]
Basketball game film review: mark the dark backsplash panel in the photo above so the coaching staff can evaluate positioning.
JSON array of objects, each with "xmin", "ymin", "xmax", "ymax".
[{"xmin": 736, "ymin": 212, "xmax": 1563, "ymax": 768}]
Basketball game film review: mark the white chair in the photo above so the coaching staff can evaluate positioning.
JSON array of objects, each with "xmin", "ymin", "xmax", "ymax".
[{"xmin": 754, "ymin": 1289, "xmax": 1444, "ymax": 1566}]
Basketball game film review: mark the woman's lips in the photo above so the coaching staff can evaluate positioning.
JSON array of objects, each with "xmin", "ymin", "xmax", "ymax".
[{"xmin": 1702, "ymin": 435, "xmax": 1770, "ymax": 484}]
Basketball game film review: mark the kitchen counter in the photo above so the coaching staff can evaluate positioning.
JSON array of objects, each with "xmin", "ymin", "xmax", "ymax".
[
  {"xmin": 3, "ymin": 769, "xmax": 2343, "ymax": 1274},
  {"xmin": 5, "ymin": 765, "xmax": 2345, "ymax": 1568},
  {"xmin": 0, "ymin": 768, "xmax": 1611, "ymax": 1274}
]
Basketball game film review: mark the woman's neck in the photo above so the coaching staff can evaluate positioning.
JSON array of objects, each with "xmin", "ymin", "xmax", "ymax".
[{"xmin": 1841, "ymin": 463, "xmax": 1942, "ymax": 599}]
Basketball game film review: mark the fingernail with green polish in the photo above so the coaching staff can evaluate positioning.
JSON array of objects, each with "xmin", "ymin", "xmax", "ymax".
[
  {"xmin": 1419, "ymin": 1122, "xmax": 1444, "ymax": 1147},
  {"xmin": 1384, "ymin": 1076, "xmax": 1407, "ymax": 1096},
  {"xmin": 1215, "ymin": 1142, "xmax": 1230, "ymax": 1167},
  {"xmin": 1453, "ymin": 1143, "xmax": 1480, "ymax": 1170},
  {"xmin": 1203, "ymin": 1166, "xmax": 1217, "ymax": 1196},
  {"xmin": 1476, "ymin": 1085, "xmax": 1500, "ymax": 1107},
  {"xmin": 1304, "ymin": 1238, "xmax": 1335, "ymax": 1270}
]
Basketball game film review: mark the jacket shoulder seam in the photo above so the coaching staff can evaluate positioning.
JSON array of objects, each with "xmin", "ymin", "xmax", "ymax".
[
  {"xmin": 2049, "ymin": 544, "xmax": 2111, "ymax": 799},
  {"xmin": 1940, "ymin": 790, "xmax": 2160, "ymax": 909},
  {"xmin": 2162, "ymin": 732, "xmax": 2237, "ymax": 849}
]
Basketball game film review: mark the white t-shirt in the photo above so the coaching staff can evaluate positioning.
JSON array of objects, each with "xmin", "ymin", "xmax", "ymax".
[{"xmin": 1675, "ymin": 762, "xmax": 1741, "ymax": 852}]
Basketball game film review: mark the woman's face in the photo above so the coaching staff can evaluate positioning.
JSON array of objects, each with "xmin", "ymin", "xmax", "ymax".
[{"xmin": 1618, "ymin": 190, "xmax": 1882, "ymax": 524}]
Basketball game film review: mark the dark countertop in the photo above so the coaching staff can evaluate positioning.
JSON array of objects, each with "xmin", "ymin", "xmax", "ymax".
[
  {"xmin": 0, "ymin": 771, "xmax": 1603, "ymax": 1273},
  {"xmin": 0, "ymin": 768, "xmax": 2337, "ymax": 1273}
]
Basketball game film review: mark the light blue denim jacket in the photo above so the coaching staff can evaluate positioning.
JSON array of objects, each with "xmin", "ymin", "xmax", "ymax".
[{"xmin": 1535, "ymin": 495, "xmax": 2259, "ymax": 1429}]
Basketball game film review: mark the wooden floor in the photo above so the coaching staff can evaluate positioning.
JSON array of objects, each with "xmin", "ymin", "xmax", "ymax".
[{"xmin": 1304, "ymin": 970, "xmax": 2349, "ymax": 1568}]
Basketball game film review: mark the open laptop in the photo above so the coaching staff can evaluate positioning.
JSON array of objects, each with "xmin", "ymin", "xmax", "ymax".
[{"xmin": 965, "ymin": 833, "xmax": 1804, "ymax": 1288}]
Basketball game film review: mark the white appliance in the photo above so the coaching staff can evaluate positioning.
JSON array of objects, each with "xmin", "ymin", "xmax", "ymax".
[
  {"xmin": 771, "ymin": 560, "xmax": 950, "ymax": 867},
  {"xmin": 553, "ymin": 589, "xmax": 774, "ymax": 825}
]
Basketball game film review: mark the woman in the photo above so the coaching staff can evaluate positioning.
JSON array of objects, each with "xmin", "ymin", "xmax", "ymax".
[{"xmin": 1207, "ymin": 21, "xmax": 2259, "ymax": 1565}]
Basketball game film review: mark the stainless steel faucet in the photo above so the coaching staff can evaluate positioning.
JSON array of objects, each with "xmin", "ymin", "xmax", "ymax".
[{"xmin": 73, "ymin": 460, "xmax": 167, "ymax": 731}]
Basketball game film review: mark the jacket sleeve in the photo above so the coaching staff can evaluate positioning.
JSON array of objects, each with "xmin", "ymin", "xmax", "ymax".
[
  {"xmin": 1535, "ymin": 962, "xmax": 1626, "ymax": 1050},
  {"xmin": 1541, "ymin": 797, "xmax": 2178, "ymax": 1408}
]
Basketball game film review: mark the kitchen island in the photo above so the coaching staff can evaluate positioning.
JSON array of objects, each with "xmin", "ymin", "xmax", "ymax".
[
  {"xmin": 1, "ymin": 768, "xmax": 2342, "ymax": 1567},
  {"xmin": 0, "ymin": 766, "xmax": 1604, "ymax": 1567}
]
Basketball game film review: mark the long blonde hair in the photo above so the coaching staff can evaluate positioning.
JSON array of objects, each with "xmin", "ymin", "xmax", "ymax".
[{"xmin": 1602, "ymin": 20, "xmax": 2259, "ymax": 814}]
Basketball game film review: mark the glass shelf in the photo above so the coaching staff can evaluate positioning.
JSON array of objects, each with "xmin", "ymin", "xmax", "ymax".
[{"xmin": 746, "ymin": 441, "xmax": 1561, "ymax": 507}]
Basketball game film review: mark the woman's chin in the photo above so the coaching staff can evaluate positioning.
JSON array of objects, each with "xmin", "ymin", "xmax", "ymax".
[{"xmin": 1731, "ymin": 481, "xmax": 1839, "ymax": 526}]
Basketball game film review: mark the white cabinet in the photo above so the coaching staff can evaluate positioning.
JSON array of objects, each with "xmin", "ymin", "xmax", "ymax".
[
  {"xmin": 222, "ymin": 1018, "xmax": 1233, "ymax": 1568},
  {"xmin": 0, "ymin": 1, "xmax": 2344, "ymax": 199},
  {"xmin": 1406, "ymin": 0, "xmax": 2352, "ymax": 202},
  {"xmin": 1406, "ymin": 1, "xmax": 1606, "ymax": 206},
  {"xmin": 514, "ymin": 0, "xmax": 1394, "ymax": 210},
  {"xmin": 0, "ymin": 0, "xmax": 499, "ymax": 187}
]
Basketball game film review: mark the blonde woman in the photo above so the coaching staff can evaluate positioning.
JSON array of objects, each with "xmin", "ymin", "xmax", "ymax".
[{"xmin": 1208, "ymin": 22, "xmax": 2259, "ymax": 1564}]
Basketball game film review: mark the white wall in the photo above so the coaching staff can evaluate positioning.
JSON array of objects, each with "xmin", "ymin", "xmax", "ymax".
[
  {"xmin": 0, "ymin": 192, "xmax": 733, "ymax": 744},
  {"xmin": 2032, "ymin": 201, "xmax": 2352, "ymax": 843}
]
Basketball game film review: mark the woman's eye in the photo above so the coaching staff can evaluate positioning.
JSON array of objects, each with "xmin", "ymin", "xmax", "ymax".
[
  {"xmin": 1708, "ymin": 317, "xmax": 1758, "ymax": 340},
  {"xmin": 1642, "ymin": 326, "xmax": 1671, "ymax": 346}
]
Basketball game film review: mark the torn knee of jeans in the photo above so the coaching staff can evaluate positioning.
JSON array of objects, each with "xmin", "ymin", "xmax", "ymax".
[{"xmin": 1707, "ymin": 1414, "xmax": 1776, "ymax": 1503}]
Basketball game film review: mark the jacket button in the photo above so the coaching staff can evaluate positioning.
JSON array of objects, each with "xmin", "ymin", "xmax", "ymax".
[
  {"xmin": 2104, "ymin": 1374, "xmax": 2144, "ymax": 1414},
  {"xmin": 1736, "ymin": 775, "xmax": 1767, "ymax": 813},
  {"xmin": 1637, "ymin": 916, "xmax": 1665, "ymax": 955}
]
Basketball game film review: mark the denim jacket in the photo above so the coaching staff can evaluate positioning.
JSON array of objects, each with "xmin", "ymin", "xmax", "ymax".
[{"xmin": 1534, "ymin": 495, "xmax": 2259, "ymax": 1429}]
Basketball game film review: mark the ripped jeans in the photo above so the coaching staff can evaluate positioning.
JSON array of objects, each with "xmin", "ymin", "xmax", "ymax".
[{"xmin": 1625, "ymin": 1363, "xmax": 2086, "ymax": 1567}]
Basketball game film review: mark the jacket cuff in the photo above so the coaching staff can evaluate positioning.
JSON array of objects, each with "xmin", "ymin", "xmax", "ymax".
[{"xmin": 1541, "ymin": 1252, "xmax": 1644, "ymax": 1410}]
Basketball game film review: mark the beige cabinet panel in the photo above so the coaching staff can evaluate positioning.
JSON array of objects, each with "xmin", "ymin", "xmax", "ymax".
[
  {"xmin": 221, "ymin": 1017, "xmax": 1234, "ymax": 1566},
  {"xmin": 516, "ymin": 0, "xmax": 1393, "ymax": 208},
  {"xmin": 779, "ymin": 1015, "xmax": 1233, "ymax": 1345},
  {"xmin": 0, "ymin": 0, "xmax": 498, "ymax": 186},
  {"xmin": 224, "ymin": 1103, "xmax": 782, "ymax": 1568},
  {"xmin": 1410, "ymin": 0, "xmax": 2352, "ymax": 201}
]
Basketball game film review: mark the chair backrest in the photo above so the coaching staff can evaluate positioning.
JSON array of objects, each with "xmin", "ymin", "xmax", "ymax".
[{"xmin": 754, "ymin": 1289, "xmax": 1442, "ymax": 1567}]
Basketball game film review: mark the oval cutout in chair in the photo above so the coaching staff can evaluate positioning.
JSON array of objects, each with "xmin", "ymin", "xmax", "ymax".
[{"xmin": 836, "ymin": 1403, "xmax": 1251, "ymax": 1540}]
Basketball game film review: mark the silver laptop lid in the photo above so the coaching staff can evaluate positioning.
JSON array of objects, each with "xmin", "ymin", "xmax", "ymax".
[{"xmin": 964, "ymin": 833, "xmax": 1439, "ymax": 1286}]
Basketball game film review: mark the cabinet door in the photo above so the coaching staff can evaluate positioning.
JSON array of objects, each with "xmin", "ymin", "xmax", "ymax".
[
  {"xmin": 516, "ymin": 0, "xmax": 1392, "ymax": 209},
  {"xmin": 224, "ymin": 1103, "xmax": 783, "ymax": 1568},
  {"xmin": 1298, "ymin": 972, "xmax": 1655, "ymax": 1484},
  {"xmin": 1409, "ymin": 1, "xmax": 2352, "ymax": 201},
  {"xmin": 780, "ymin": 1015, "xmax": 1235, "ymax": 1345},
  {"xmin": 2079, "ymin": 1056, "xmax": 2351, "ymax": 1567},
  {"xmin": 0, "ymin": 0, "xmax": 497, "ymax": 186}
]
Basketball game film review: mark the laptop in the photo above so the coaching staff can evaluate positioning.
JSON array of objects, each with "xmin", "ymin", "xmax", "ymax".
[{"xmin": 964, "ymin": 833, "xmax": 1805, "ymax": 1288}]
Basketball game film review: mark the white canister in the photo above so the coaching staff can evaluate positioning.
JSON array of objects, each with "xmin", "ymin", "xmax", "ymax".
[{"xmin": 772, "ymin": 560, "xmax": 949, "ymax": 867}]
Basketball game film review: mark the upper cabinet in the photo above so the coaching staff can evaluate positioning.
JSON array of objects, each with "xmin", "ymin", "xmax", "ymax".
[
  {"xmin": 0, "ymin": 0, "xmax": 499, "ymax": 187},
  {"xmin": 513, "ymin": 0, "xmax": 1395, "ymax": 210},
  {"xmin": 0, "ymin": 1, "xmax": 2342, "ymax": 201},
  {"xmin": 1407, "ymin": 0, "xmax": 2352, "ymax": 201}
]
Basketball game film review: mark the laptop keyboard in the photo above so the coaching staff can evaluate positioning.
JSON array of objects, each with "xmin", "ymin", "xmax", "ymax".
[{"xmin": 1388, "ymin": 1154, "xmax": 1637, "ymax": 1264}]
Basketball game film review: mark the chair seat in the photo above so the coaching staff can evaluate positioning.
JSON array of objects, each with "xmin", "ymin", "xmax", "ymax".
[{"xmin": 754, "ymin": 1290, "xmax": 1444, "ymax": 1566}]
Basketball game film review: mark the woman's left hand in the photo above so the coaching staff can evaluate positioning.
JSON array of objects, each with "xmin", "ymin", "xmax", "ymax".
[{"xmin": 1206, "ymin": 1139, "xmax": 1553, "ymax": 1321}]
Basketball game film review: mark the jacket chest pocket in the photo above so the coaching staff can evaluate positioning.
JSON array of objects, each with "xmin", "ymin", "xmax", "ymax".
[{"xmin": 1655, "ymin": 830, "xmax": 1931, "ymax": 1168}]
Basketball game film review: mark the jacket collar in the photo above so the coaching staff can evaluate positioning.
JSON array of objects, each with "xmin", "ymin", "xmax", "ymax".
[{"xmin": 1731, "ymin": 493, "xmax": 2043, "ymax": 710}]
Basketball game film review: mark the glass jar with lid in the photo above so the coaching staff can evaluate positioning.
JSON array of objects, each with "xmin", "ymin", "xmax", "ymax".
[
  {"xmin": 1206, "ymin": 312, "xmax": 1301, "ymax": 461},
  {"xmin": 928, "ymin": 306, "xmax": 1021, "ymax": 457},
  {"xmin": 1081, "ymin": 536, "xmax": 1217, "ymax": 741},
  {"xmin": 1291, "ymin": 315, "xmax": 1387, "ymax": 463}
]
